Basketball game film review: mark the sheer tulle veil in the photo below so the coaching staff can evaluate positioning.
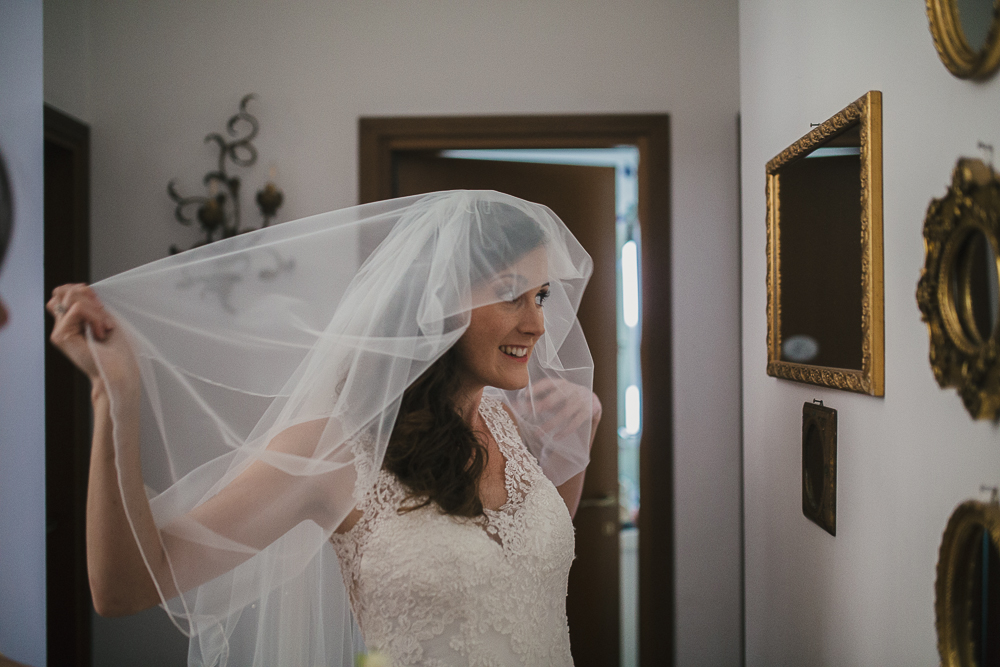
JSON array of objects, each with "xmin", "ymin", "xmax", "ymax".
[{"xmin": 89, "ymin": 190, "xmax": 594, "ymax": 666}]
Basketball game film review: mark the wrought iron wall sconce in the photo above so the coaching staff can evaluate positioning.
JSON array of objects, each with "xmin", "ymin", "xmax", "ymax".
[
  {"xmin": 167, "ymin": 94, "xmax": 285, "ymax": 254},
  {"xmin": 802, "ymin": 400, "xmax": 837, "ymax": 536},
  {"xmin": 917, "ymin": 157, "xmax": 1000, "ymax": 419}
]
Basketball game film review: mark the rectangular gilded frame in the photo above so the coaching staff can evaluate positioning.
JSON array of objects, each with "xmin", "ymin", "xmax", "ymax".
[{"xmin": 766, "ymin": 90, "xmax": 884, "ymax": 395}]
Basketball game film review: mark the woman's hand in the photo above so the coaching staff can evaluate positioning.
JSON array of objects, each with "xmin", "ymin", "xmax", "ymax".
[
  {"xmin": 47, "ymin": 284, "xmax": 138, "ymax": 394},
  {"xmin": 46, "ymin": 284, "xmax": 164, "ymax": 616},
  {"xmin": 522, "ymin": 377, "xmax": 602, "ymax": 440},
  {"xmin": 514, "ymin": 379, "xmax": 601, "ymax": 519}
]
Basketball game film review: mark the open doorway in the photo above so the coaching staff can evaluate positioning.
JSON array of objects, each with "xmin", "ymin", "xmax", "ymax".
[
  {"xmin": 359, "ymin": 114, "xmax": 673, "ymax": 667},
  {"xmin": 43, "ymin": 104, "xmax": 92, "ymax": 667}
]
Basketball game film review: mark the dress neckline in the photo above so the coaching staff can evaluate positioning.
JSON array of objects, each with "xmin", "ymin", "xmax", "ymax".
[{"xmin": 478, "ymin": 395, "xmax": 527, "ymax": 518}]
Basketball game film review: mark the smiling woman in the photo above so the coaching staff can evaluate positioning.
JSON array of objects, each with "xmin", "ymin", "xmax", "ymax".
[
  {"xmin": 457, "ymin": 257, "xmax": 549, "ymax": 390},
  {"xmin": 383, "ymin": 212, "xmax": 554, "ymax": 522},
  {"xmin": 48, "ymin": 190, "xmax": 598, "ymax": 666}
]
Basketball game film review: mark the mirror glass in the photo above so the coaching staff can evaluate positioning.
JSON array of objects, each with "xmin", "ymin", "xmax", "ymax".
[
  {"xmin": 949, "ymin": 228, "xmax": 1000, "ymax": 346},
  {"xmin": 957, "ymin": 0, "xmax": 995, "ymax": 52},
  {"xmin": 778, "ymin": 123, "xmax": 863, "ymax": 369},
  {"xmin": 969, "ymin": 526, "xmax": 1000, "ymax": 665},
  {"xmin": 802, "ymin": 422, "xmax": 824, "ymax": 511}
]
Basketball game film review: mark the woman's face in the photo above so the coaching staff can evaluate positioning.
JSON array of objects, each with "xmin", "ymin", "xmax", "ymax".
[{"xmin": 454, "ymin": 247, "xmax": 549, "ymax": 392}]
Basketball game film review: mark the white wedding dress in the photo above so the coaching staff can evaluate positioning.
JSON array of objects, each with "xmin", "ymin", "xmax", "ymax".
[{"xmin": 330, "ymin": 395, "xmax": 576, "ymax": 666}]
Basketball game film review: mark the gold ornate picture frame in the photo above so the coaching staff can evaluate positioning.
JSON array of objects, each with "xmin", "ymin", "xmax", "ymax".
[
  {"xmin": 927, "ymin": 0, "xmax": 1000, "ymax": 81},
  {"xmin": 766, "ymin": 91, "xmax": 884, "ymax": 395},
  {"xmin": 917, "ymin": 158, "xmax": 1000, "ymax": 419},
  {"xmin": 935, "ymin": 497, "xmax": 1000, "ymax": 666}
]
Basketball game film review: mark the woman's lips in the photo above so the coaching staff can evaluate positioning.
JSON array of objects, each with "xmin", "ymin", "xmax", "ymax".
[{"xmin": 499, "ymin": 345, "xmax": 530, "ymax": 363}]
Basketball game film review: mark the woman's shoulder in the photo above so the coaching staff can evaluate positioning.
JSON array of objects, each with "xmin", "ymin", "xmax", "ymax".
[
  {"xmin": 479, "ymin": 393, "xmax": 518, "ymax": 434},
  {"xmin": 331, "ymin": 468, "xmax": 406, "ymax": 541},
  {"xmin": 479, "ymin": 391, "xmax": 516, "ymax": 418},
  {"xmin": 480, "ymin": 393, "xmax": 538, "ymax": 464}
]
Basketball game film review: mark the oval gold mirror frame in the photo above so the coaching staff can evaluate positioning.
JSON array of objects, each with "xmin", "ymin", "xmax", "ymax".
[
  {"xmin": 935, "ymin": 499, "xmax": 1000, "ymax": 666},
  {"xmin": 927, "ymin": 0, "xmax": 1000, "ymax": 80},
  {"xmin": 917, "ymin": 158, "xmax": 1000, "ymax": 419}
]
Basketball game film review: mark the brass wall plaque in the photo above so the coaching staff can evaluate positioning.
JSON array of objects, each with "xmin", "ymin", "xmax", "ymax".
[{"xmin": 801, "ymin": 401, "xmax": 836, "ymax": 536}]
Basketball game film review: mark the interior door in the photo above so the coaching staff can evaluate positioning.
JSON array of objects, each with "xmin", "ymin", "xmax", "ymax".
[
  {"xmin": 394, "ymin": 153, "xmax": 621, "ymax": 667},
  {"xmin": 43, "ymin": 104, "xmax": 92, "ymax": 667}
]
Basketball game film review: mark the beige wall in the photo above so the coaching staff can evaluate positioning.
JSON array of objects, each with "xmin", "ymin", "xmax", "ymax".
[
  {"xmin": 740, "ymin": 1, "xmax": 1000, "ymax": 664},
  {"xmin": 45, "ymin": 0, "xmax": 742, "ymax": 664}
]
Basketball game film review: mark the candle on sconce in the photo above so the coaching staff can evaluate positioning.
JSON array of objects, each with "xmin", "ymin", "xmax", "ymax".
[{"xmin": 256, "ymin": 164, "xmax": 284, "ymax": 226}]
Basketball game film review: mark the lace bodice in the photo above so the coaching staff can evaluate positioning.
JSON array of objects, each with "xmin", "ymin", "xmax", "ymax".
[{"xmin": 330, "ymin": 394, "xmax": 576, "ymax": 666}]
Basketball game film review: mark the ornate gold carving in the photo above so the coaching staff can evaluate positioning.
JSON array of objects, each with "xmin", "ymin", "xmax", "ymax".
[
  {"xmin": 917, "ymin": 158, "xmax": 1000, "ymax": 419},
  {"xmin": 765, "ymin": 91, "xmax": 884, "ymax": 395},
  {"xmin": 935, "ymin": 498, "xmax": 1000, "ymax": 666},
  {"xmin": 927, "ymin": 0, "xmax": 1000, "ymax": 80}
]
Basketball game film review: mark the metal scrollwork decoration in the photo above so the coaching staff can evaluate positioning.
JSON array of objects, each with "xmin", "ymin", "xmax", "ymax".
[
  {"xmin": 168, "ymin": 94, "xmax": 285, "ymax": 254},
  {"xmin": 927, "ymin": 0, "xmax": 1000, "ymax": 80},
  {"xmin": 917, "ymin": 158, "xmax": 1000, "ymax": 419}
]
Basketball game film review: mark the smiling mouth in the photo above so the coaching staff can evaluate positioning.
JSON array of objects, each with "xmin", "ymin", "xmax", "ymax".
[{"xmin": 499, "ymin": 345, "xmax": 529, "ymax": 359}]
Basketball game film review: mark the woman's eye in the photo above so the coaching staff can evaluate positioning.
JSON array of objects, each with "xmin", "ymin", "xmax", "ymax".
[{"xmin": 535, "ymin": 290, "xmax": 550, "ymax": 306}]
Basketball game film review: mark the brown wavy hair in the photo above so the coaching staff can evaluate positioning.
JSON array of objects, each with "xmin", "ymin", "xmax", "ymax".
[
  {"xmin": 383, "ymin": 200, "xmax": 547, "ymax": 517},
  {"xmin": 383, "ymin": 347, "xmax": 488, "ymax": 517}
]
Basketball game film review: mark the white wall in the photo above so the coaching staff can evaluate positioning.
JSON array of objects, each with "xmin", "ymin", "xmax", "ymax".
[
  {"xmin": 43, "ymin": 0, "xmax": 92, "ymax": 124},
  {"xmin": 0, "ymin": 1, "xmax": 46, "ymax": 665},
  {"xmin": 46, "ymin": 1, "xmax": 742, "ymax": 664},
  {"xmin": 740, "ymin": 2, "xmax": 1000, "ymax": 665}
]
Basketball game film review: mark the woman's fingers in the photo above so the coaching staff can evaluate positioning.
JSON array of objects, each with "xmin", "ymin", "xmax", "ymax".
[
  {"xmin": 48, "ymin": 283, "xmax": 114, "ymax": 340},
  {"xmin": 47, "ymin": 283, "xmax": 121, "ymax": 381},
  {"xmin": 528, "ymin": 382, "xmax": 592, "ymax": 438},
  {"xmin": 53, "ymin": 300, "xmax": 106, "ymax": 341},
  {"xmin": 553, "ymin": 402, "xmax": 590, "ymax": 438}
]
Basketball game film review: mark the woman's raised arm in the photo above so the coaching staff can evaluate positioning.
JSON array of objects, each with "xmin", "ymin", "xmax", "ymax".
[
  {"xmin": 48, "ymin": 285, "xmax": 353, "ymax": 617},
  {"xmin": 48, "ymin": 284, "xmax": 164, "ymax": 615}
]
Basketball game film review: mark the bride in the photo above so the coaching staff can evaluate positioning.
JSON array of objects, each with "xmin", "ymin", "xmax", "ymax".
[{"xmin": 48, "ymin": 191, "xmax": 600, "ymax": 666}]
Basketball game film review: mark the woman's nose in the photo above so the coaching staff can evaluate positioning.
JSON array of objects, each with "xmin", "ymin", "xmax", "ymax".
[{"xmin": 519, "ymin": 303, "xmax": 545, "ymax": 337}]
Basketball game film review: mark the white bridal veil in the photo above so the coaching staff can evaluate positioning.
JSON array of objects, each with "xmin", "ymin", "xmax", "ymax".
[{"xmin": 90, "ymin": 190, "xmax": 594, "ymax": 666}]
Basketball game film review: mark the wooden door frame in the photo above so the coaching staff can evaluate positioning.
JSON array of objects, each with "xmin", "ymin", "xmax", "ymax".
[
  {"xmin": 44, "ymin": 104, "xmax": 92, "ymax": 667},
  {"xmin": 359, "ymin": 114, "xmax": 674, "ymax": 666}
]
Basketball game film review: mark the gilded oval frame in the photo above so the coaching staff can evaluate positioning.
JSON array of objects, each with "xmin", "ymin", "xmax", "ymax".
[
  {"xmin": 916, "ymin": 158, "xmax": 1000, "ymax": 419},
  {"xmin": 927, "ymin": 0, "xmax": 1000, "ymax": 80},
  {"xmin": 935, "ymin": 499, "xmax": 1000, "ymax": 666}
]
